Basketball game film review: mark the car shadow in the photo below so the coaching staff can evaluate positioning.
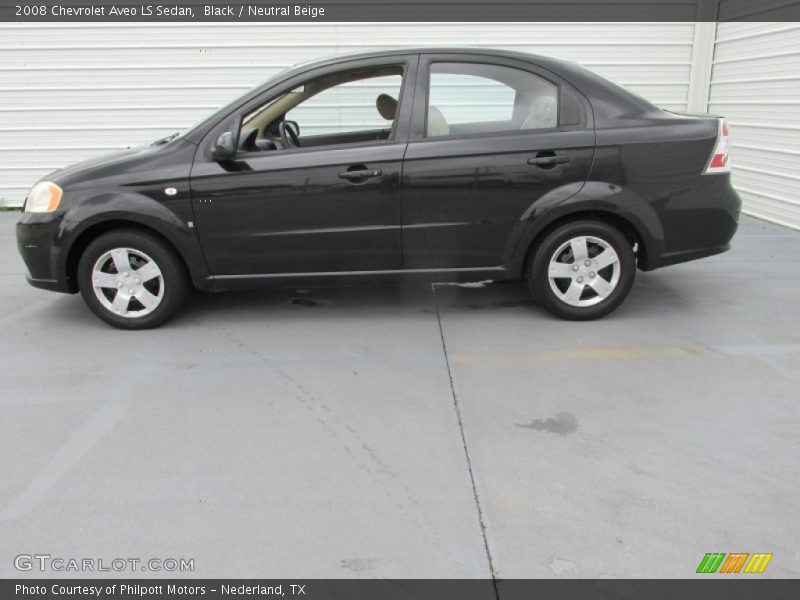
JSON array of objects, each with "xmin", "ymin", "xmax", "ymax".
[
  {"xmin": 47, "ymin": 272, "xmax": 699, "ymax": 329},
  {"xmin": 176, "ymin": 274, "xmax": 696, "ymax": 323},
  {"xmin": 179, "ymin": 281, "xmax": 538, "ymax": 323}
]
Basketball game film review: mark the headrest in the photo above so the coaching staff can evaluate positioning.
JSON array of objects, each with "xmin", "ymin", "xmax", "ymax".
[
  {"xmin": 521, "ymin": 96, "xmax": 557, "ymax": 130},
  {"xmin": 376, "ymin": 94, "xmax": 398, "ymax": 120},
  {"xmin": 427, "ymin": 106, "xmax": 450, "ymax": 137}
]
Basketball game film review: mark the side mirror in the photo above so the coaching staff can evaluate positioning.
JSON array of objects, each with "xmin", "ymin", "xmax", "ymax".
[{"xmin": 212, "ymin": 131, "xmax": 236, "ymax": 162}]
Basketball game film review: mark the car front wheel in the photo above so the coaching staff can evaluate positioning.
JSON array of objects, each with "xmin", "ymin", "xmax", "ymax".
[
  {"xmin": 528, "ymin": 220, "xmax": 636, "ymax": 320},
  {"xmin": 77, "ymin": 230, "xmax": 189, "ymax": 329}
]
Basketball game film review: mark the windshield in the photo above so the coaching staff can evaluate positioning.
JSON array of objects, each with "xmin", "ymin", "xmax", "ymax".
[{"xmin": 178, "ymin": 64, "xmax": 306, "ymax": 144}]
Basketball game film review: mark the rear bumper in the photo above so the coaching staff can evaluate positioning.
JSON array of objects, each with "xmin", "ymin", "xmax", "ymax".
[
  {"xmin": 16, "ymin": 213, "xmax": 73, "ymax": 293},
  {"xmin": 642, "ymin": 173, "xmax": 741, "ymax": 270},
  {"xmin": 649, "ymin": 243, "xmax": 731, "ymax": 269}
]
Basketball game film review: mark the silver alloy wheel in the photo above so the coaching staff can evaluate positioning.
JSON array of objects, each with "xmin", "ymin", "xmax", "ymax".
[
  {"xmin": 91, "ymin": 247, "xmax": 164, "ymax": 318},
  {"xmin": 547, "ymin": 235, "xmax": 621, "ymax": 308}
]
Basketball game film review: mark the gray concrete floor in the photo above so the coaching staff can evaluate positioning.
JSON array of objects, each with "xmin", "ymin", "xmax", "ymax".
[{"xmin": 0, "ymin": 213, "xmax": 798, "ymax": 579}]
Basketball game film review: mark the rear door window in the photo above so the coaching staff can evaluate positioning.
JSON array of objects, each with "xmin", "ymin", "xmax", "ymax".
[{"xmin": 426, "ymin": 62, "xmax": 559, "ymax": 138}]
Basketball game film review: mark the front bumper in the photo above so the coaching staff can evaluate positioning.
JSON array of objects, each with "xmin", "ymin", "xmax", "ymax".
[{"xmin": 16, "ymin": 212, "xmax": 73, "ymax": 293}]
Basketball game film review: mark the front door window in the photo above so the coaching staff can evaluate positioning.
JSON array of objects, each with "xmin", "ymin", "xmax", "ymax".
[{"xmin": 238, "ymin": 66, "xmax": 405, "ymax": 152}]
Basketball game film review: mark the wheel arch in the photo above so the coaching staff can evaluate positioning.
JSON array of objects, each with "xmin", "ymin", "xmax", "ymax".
[
  {"xmin": 521, "ymin": 209, "xmax": 649, "ymax": 278},
  {"xmin": 64, "ymin": 219, "xmax": 198, "ymax": 293}
]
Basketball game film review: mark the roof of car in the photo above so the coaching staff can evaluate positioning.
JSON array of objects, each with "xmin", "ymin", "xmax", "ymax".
[
  {"xmin": 281, "ymin": 47, "xmax": 611, "ymax": 96},
  {"xmin": 292, "ymin": 47, "xmax": 662, "ymax": 128},
  {"xmin": 294, "ymin": 47, "xmax": 571, "ymax": 70}
]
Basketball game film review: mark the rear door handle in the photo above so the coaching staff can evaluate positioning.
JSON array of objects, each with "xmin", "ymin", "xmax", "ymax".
[
  {"xmin": 527, "ymin": 155, "xmax": 571, "ymax": 167},
  {"xmin": 338, "ymin": 168, "xmax": 382, "ymax": 181}
]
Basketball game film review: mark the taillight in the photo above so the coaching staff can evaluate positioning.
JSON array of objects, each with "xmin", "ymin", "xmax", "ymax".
[{"xmin": 704, "ymin": 118, "xmax": 731, "ymax": 174}]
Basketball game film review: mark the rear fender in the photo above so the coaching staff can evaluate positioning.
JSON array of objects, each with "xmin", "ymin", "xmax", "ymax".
[{"xmin": 505, "ymin": 180, "xmax": 663, "ymax": 275}]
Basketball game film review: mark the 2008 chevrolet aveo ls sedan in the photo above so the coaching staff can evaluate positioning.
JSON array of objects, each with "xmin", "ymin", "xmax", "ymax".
[{"xmin": 17, "ymin": 48, "xmax": 741, "ymax": 329}]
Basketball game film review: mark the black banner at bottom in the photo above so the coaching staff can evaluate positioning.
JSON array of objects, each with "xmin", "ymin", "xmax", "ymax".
[{"xmin": 3, "ymin": 579, "xmax": 800, "ymax": 600}]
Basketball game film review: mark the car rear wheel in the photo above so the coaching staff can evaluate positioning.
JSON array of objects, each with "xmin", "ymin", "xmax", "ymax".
[
  {"xmin": 528, "ymin": 220, "xmax": 635, "ymax": 320},
  {"xmin": 77, "ymin": 230, "xmax": 188, "ymax": 329}
]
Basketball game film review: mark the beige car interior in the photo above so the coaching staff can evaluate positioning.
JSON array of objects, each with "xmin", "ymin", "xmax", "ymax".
[
  {"xmin": 426, "ymin": 106, "xmax": 450, "ymax": 137},
  {"xmin": 240, "ymin": 66, "xmax": 403, "ymax": 149},
  {"xmin": 240, "ymin": 62, "xmax": 559, "ymax": 146},
  {"xmin": 426, "ymin": 63, "xmax": 558, "ymax": 137}
]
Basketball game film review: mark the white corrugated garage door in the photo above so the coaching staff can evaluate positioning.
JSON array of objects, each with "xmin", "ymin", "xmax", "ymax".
[
  {"xmin": 0, "ymin": 22, "xmax": 697, "ymax": 207},
  {"xmin": 709, "ymin": 21, "xmax": 800, "ymax": 230}
]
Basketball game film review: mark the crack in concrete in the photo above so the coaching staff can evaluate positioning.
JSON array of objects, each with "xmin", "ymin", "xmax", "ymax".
[{"xmin": 432, "ymin": 285, "xmax": 499, "ymax": 598}]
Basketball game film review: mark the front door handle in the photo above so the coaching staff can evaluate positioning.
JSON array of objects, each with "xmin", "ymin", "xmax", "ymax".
[
  {"xmin": 338, "ymin": 168, "xmax": 382, "ymax": 181},
  {"xmin": 527, "ymin": 155, "xmax": 571, "ymax": 167}
]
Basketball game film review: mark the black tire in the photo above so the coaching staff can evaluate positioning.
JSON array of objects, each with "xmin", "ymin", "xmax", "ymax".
[
  {"xmin": 77, "ymin": 229, "xmax": 189, "ymax": 329},
  {"xmin": 527, "ymin": 220, "xmax": 635, "ymax": 320}
]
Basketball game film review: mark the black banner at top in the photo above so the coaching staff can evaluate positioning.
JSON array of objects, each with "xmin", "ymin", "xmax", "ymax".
[{"xmin": 2, "ymin": 0, "xmax": 800, "ymax": 22}]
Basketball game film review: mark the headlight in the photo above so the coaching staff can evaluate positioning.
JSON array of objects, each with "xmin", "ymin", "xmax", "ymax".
[{"xmin": 24, "ymin": 181, "xmax": 63, "ymax": 213}]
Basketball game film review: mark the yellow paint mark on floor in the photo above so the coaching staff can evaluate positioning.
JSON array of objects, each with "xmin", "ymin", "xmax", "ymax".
[
  {"xmin": 451, "ymin": 354, "xmax": 476, "ymax": 364},
  {"xmin": 535, "ymin": 346, "xmax": 708, "ymax": 360},
  {"xmin": 452, "ymin": 345, "xmax": 709, "ymax": 364}
]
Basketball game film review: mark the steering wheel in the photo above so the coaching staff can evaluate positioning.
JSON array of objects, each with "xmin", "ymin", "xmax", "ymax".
[
  {"xmin": 279, "ymin": 120, "xmax": 301, "ymax": 148},
  {"xmin": 240, "ymin": 127, "xmax": 259, "ymax": 152}
]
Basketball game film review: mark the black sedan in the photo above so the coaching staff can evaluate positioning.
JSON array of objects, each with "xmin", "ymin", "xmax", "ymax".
[{"xmin": 17, "ymin": 48, "xmax": 740, "ymax": 329}]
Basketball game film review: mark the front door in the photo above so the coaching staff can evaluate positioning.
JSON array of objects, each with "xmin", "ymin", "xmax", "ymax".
[
  {"xmin": 190, "ymin": 57, "xmax": 416, "ymax": 278},
  {"xmin": 401, "ymin": 55, "xmax": 595, "ymax": 270}
]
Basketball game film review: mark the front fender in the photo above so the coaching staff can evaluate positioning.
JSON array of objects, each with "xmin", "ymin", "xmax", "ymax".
[{"xmin": 58, "ymin": 189, "xmax": 210, "ymax": 290}]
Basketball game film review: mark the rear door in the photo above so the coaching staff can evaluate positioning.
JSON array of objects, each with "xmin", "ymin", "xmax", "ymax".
[{"xmin": 402, "ymin": 53, "xmax": 595, "ymax": 269}]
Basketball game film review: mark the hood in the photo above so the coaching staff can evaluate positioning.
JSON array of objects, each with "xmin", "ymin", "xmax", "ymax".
[
  {"xmin": 48, "ymin": 144, "xmax": 162, "ymax": 188},
  {"xmin": 44, "ymin": 138, "xmax": 196, "ymax": 192}
]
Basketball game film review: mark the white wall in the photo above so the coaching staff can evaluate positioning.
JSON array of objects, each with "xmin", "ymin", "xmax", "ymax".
[
  {"xmin": 0, "ymin": 22, "xmax": 697, "ymax": 206},
  {"xmin": 10, "ymin": 21, "xmax": 800, "ymax": 232},
  {"xmin": 708, "ymin": 22, "xmax": 800, "ymax": 230}
]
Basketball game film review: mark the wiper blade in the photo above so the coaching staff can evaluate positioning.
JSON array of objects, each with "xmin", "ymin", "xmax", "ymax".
[{"xmin": 152, "ymin": 132, "xmax": 180, "ymax": 146}]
